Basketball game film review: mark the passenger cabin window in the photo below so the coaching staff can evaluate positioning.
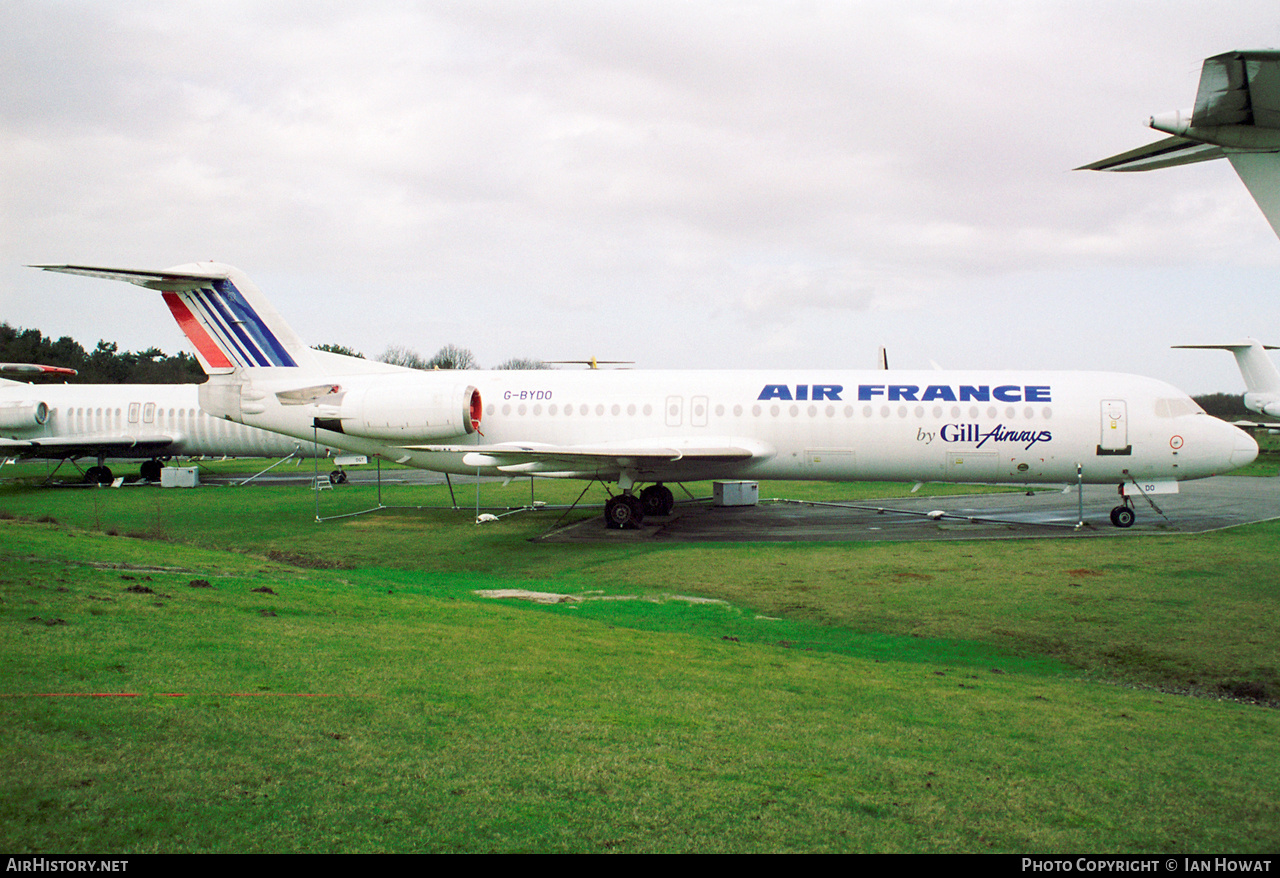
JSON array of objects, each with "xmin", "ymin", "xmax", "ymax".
[
  {"xmin": 129, "ymin": 403, "xmax": 140, "ymax": 423},
  {"xmin": 143, "ymin": 403, "xmax": 155, "ymax": 423}
]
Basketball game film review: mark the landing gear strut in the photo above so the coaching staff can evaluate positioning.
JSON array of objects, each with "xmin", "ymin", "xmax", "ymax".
[{"xmin": 1109, "ymin": 485, "xmax": 1136, "ymax": 528}]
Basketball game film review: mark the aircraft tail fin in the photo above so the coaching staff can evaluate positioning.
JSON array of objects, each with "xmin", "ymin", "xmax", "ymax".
[
  {"xmin": 35, "ymin": 263, "xmax": 316, "ymax": 375},
  {"xmin": 1225, "ymin": 153, "xmax": 1280, "ymax": 239},
  {"xmin": 1174, "ymin": 340, "xmax": 1280, "ymax": 393},
  {"xmin": 35, "ymin": 263, "xmax": 412, "ymax": 382}
]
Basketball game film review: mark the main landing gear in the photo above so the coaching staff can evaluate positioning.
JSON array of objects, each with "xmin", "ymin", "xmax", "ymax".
[
  {"xmin": 640, "ymin": 483, "xmax": 675, "ymax": 516},
  {"xmin": 83, "ymin": 453, "xmax": 114, "ymax": 485},
  {"xmin": 83, "ymin": 465, "xmax": 114, "ymax": 486},
  {"xmin": 139, "ymin": 459, "xmax": 163, "ymax": 483},
  {"xmin": 605, "ymin": 494, "xmax": 644, "ymax": 529},
  {"xmin": 603, "ymin": 482, "xmax": 676, "ymax": 529}
]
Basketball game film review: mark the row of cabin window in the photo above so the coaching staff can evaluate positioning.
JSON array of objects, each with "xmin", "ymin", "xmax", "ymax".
[
  {"xmin": 489, "ymin": 402, "xmax": 1058, "ymax": 421},
  {"xmin": 52, "ymin": 406, "xmax": 208, "ymax": 422}
]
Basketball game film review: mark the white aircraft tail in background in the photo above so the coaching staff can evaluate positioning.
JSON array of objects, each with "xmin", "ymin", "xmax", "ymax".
[
  {"xmin": 36, "ymin": 262, "xmax": 1257, "ymax": 529},
  {"xmin": 1174, "ymin": 340, "xmax": 1280, "ymax": 418},
  {"xmin": 1084, "ymin": 51, "xmax": 1280, "ymax": 423},
  {"xmin": 1080, "ymin": 49, "xmax": 1280, "ymax": 238}
]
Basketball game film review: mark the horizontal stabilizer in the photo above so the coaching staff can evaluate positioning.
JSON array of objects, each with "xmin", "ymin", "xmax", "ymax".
[
  {"xmin": 32, "ymin": 265, "xmax": 227, "ymax": 290},
  {"xmin": 1172, "ymin": 341, "xmax": 1280, "ymax": 351},
  {"xmin": 1076, "ymin": 136, "xmax": 1225, "ymax": 172}
]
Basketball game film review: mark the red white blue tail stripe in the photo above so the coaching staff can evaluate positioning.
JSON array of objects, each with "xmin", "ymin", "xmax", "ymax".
[{"xmin": 162, "ymin": 278, "xmax": 297, "ymax": 369}]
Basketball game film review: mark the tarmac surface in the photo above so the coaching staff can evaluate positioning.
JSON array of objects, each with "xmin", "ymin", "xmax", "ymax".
[
  {"xmin": 35, "ymin": 461, "xmax": 1279, "ymax": 543},
  {"xmin": 537, "ymin": 476, "xmax": 1280, "ymax": 543}
]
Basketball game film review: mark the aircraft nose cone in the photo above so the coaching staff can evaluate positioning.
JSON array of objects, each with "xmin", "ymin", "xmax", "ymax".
[{"xmin": 1230, "ymin": 427, "xmax": 1259, "ymax": 469}]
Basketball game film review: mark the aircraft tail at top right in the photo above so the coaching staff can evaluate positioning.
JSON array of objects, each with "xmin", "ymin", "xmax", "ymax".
[
  {"xmin": 1083, "ymin": 50, "xmax": 1280, "ymax": 418},
  {"xmin": 1080, "ymin": 49, "xmax": 1280, "ymax": 240}
]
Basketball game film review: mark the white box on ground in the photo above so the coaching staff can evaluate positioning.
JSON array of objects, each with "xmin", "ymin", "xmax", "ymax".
[
  {"xmin": 713, "ymin": 480, "xmax": 758, "ymax": 506},
  {"xmin": 160, "ymin": 466, "xmax": 199, "ymax": 488}
]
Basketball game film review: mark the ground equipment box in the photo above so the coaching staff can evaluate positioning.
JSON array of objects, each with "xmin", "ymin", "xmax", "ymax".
[{"xmin": 713, "ymin": 480, "xmax": 758, "ymax": 506}]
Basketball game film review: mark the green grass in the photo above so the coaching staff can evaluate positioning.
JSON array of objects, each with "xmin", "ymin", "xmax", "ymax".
[
  {"xmin": 1223, "ymin": 430, "xmax": 1280, "ymax": 478},
  {"xmin": 1232, "ymin": 429, "xmax": 1280, "ymax": 477},
  {"xmin": 1, "ymin": 472, "xmax": 1277, "ymax": 852}
]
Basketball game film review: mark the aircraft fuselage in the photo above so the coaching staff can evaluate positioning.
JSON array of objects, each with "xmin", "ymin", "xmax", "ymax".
[{"xmin": 211, "ymin": 366, "xmax": 1256, "ymax": 486}]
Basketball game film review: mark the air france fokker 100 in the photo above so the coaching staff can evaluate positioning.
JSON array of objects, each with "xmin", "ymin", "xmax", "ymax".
[{"xmin": 35, "ymin": 265, "xmax": 1256, "ymax": 528}]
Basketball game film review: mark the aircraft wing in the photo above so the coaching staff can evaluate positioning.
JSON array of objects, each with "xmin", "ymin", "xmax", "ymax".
[
  {"xmin": 403, "ymin": 440, "xmax": 768, "ymax": 476},
  {"xmin": 0, "ymin": 435, "xmax": 177, "ymax": 458}
]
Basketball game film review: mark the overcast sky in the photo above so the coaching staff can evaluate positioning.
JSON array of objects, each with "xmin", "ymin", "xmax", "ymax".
[{"xmin": 4, "ymin": 1, "xmax": 1280, "ymax": 394}]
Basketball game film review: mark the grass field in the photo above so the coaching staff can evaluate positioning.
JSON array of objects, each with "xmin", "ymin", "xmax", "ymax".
[{"xmin": 1, "ymin": 467, "xmax": 1276, "ymax": 853}]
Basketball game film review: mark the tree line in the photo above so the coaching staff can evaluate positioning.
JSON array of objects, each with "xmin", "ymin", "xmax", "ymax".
[
  {"xmin": 0, "ymin": 323, "xmax": 204, "ymax": 384},
  {"xmin": 0, "ymin": 323, "xmax": 547, "ymax": 384}
]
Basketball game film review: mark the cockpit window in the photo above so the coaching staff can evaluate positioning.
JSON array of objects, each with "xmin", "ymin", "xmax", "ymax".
[{"xmin": 1156, "ymin": 397, "xmax": 1203, "ymax": 417}]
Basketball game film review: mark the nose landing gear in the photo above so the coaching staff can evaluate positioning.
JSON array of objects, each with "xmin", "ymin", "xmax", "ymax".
[{"xmin": 1109, "ymin": 503, "xmax": 1135, "ymax": 528}]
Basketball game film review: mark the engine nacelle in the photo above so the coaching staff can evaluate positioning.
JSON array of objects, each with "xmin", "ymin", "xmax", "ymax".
[
  {"xmin": 0, "ymin": 400, "xmax": 49, "ymax": 429},
  {"xmin": 1150, "ymin": 110, "xmax": 1280, "ymax": 149},
  {"xmin": 314, "ymin": 374, "xmax": 481, "ymax": 441},
  {"xmin": 1245, "ymin": 392, "xmax": 1280, "ymax": 419}
]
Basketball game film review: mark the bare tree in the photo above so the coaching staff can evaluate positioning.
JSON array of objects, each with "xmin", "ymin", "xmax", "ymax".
[
  {"xmin": 425, "ymin": 344, "xmax": 477, "ymax": 370},
  {"xmin": 495, "ymin": 357, "xmax": 549, "ymax": 370},
  {"xmin": 377, "ymin": 344, "xmax": 431, "ymax": 370}
]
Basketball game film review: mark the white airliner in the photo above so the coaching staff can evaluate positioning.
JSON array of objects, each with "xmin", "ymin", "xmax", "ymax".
[
  {"xmin": 0, "ymin": 377, "xmax": 346, "ymax": 484},
  {"xmin": 1173, "ymin": 340, "xmax": 1280, "ymax": 420},
  {"xmin": 34, "ymin": 265, "xmax": 1257, "ymax": 528},
  {"xmin": 1081, "ymin": 50, "xmax": 1280, "ymax": 422}
]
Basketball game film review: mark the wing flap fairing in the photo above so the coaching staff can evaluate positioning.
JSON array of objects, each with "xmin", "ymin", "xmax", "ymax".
[{"xmin": 405, "ymin": 439, "xmax": 768, "ymax": 477}]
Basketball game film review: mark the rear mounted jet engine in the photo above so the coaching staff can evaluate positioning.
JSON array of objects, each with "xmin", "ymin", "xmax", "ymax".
[
  {"xmin": 313, "ymin": 377, "xmax": 481, "ymax": 441},
  {"xmin": 0, "ymin": 400, "xmax": 49, "ymax": 429}
]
